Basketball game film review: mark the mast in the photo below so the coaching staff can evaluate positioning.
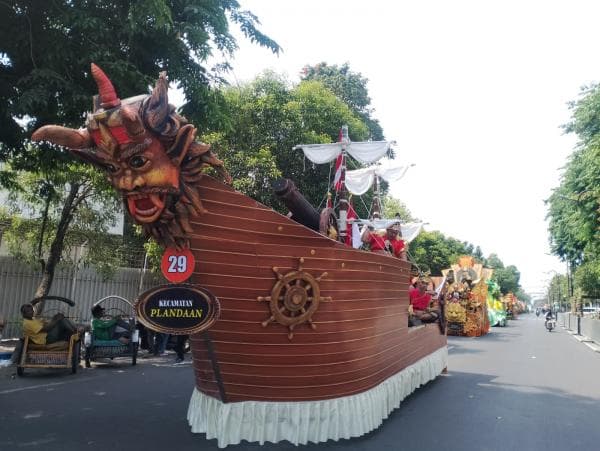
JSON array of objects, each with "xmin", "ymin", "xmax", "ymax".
[
  {"xmin": 337, "ymin": 125, "xmax": 349, "ymax": 242},
  {"xmin": 371, "ymin": 174, "xmax": 382, "ymax": 220},
  {"xmin": 293, "ymin": 127, "xmax": 399, "ymax": 242}
]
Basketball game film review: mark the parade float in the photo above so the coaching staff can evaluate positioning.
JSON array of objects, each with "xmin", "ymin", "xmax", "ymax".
[
  {"xmin": 32, "ymin": 65, "xmax": 448, "ymax": 447},
  {"xmin": 442, "ymin": 256, "xmax": 491, "ymax": 337},
  {"xmin": 486, "ymin": 279, "xmax": 508, "ymax": 327},
  {"xmin": 502, "ymin": 292, "xmax": 524, "ymax": 319}
]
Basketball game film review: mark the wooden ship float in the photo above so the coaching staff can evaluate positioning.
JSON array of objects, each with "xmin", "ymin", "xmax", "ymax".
[{"xmin": 32, "ymin": 65, "xmax": 448, "ymax": 447}]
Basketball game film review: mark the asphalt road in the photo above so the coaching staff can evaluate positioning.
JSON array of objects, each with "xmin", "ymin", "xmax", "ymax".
[{"xmin": 1, "ymin": 315, "xmax": 599, "ymax": 451}]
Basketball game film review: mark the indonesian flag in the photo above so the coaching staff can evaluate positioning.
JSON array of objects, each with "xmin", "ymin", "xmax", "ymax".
[
  {"xmin": 333, "ymin": 153, "xmax": 344, "ymax": 192},
  {"xmin": 345, "ymin": 200, "xmax": 360, "ymax": 247}
]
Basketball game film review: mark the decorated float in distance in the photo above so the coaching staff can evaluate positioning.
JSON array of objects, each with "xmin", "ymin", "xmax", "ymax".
[
  {"xmin": 440, "ymin": 256, "xmax": 491, "ymax": 337},
  {"xmin": 32, "ymin": 65, "xmax": 447, "ymax": 448},
  {"xmin": 486, "ymin": 279, "xmax": 508, "ymax": 327},
  {"xmin": 502, "ymin": 292, "xmax": 525, "ymax": 319}
]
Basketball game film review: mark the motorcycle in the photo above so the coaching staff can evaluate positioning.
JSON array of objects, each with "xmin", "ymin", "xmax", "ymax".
[{"xmin": 545, "ymin": 317, "xmax": 556, "ymax": 332}]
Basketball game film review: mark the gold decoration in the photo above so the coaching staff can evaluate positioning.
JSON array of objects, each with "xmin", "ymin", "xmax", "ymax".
[
  {"xmin": 446, "ymin": 302, "xmax": 466, "ymax": 324},
  {"xmin": 258, "ymin": 258, "xmax": 331, "ymax": 340}
]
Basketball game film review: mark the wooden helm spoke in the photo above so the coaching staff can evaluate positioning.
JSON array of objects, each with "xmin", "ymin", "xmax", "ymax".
[{"xmin": 257, "ymin": 257, "xmax": 331, "ymax": 340}]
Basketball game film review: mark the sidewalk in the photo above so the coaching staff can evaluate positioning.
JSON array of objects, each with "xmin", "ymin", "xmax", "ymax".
[{"xmin": 565, "ymin": 329, "xmax": 600, "ymax": 352}]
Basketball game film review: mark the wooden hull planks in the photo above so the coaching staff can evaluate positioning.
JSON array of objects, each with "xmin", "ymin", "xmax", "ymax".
[{"xmin": 188, "ymin": 176, "xmax": 447, "ymax": 402}]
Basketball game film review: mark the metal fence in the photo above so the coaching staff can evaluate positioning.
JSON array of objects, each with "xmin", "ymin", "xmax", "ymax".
[
  {"xmin": 0, "ymin": 256, "xmax": 164, "ymax": 338},
  {"xmin": 557, "ymin": 312, "xmax": 600, "ymax": 345}
]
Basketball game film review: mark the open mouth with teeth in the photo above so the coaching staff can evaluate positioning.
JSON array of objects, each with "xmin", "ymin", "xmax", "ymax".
[{"xmin": 126, "ymin": 193, "xmax": 166, "ymax": 223}]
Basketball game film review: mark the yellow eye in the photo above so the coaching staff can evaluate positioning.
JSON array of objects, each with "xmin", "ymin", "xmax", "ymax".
[{"xmin": 129, "ymin": 155, "xmax": 148, "ymax": 169}]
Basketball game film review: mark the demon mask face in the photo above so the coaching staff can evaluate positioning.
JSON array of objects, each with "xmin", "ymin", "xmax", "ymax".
[{"xmin": 32, "ymin": 64, "xmax": 230, "ymax": 249}]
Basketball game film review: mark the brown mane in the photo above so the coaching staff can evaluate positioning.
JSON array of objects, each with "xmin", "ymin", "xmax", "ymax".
[{"xmin": 140, "ymin": 120, "xmax": 230, "ymax": 249}]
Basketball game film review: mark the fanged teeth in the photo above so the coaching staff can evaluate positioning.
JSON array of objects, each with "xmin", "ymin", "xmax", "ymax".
[{"xmin": 149, "ymin": 193, "xmax": 165, "ymax": 209}]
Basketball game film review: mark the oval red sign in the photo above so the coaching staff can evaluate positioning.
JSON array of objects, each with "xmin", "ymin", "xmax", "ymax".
[{"xmin": 161, "ymin": 247, "xmax": 195, "ymax": 283}]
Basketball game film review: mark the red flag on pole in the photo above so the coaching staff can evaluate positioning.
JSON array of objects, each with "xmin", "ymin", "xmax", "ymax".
[
  {"xmin": 345, "ymin": 199, "xmax": 358, "ymax": 247},
  {"xmin": 333, "ymin": 153, "xmax": 344, "ymax": 192}
]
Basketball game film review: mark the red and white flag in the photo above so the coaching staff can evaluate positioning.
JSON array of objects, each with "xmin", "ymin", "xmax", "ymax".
[{"xmin": 333, "ymin": 153, "xmax": 344, "ymax": 192}]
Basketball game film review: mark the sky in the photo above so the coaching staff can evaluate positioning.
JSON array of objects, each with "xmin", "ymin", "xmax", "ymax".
[{"xmin": 214, "ymin": 0, "xmax": 600, "ymax": 297}]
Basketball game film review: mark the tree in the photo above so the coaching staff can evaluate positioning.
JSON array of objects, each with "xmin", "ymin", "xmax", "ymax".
[
  {"xmin": 494, "ymin": 265, "xmax": 521, "ymax": 296},
  {"xmin": 0, "ymin": 1, "xmax": 279, "ymax": 298},
  {"xmin": 301, "ymin": 62, "xmax": 384, "ymax": 140},
  {"xmin": 202, "ymin": 72, "xmax": 370, "ymax": 210},
  {"xmin": 382, "ymin": 195, "xmax": 414, "ymax": 222},
  {"xmin": 408, "ymin": 230, "xmax": 478, "ymax": 276},
  {"xmin": 547, "ymin": 83, "xmax": 600, "ymax": 300}
]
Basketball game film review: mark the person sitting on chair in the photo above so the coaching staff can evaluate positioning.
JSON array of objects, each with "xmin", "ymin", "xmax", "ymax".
[
  {"xmin": 20, "ymin": 302, "xmax": 78, "ymax": 345},
  {"xmin": 91, "ymin": 305, "xmax": 131, "ymax": 344}
]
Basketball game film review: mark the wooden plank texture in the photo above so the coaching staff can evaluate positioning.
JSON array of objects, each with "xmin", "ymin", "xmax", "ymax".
[{"xmin": 188, "ymin": 176, "xmax": 446, "ymax": 402}]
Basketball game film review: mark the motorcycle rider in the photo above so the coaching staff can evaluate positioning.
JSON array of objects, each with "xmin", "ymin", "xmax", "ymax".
[{"xmin": 545, "ymin": 309, "xmax": 555, "ymax": 329}]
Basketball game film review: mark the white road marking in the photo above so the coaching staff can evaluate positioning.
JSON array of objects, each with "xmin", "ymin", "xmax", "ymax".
[{"xmin": 0, "ymin": 382, "xmax": 66, "ymax": 395}]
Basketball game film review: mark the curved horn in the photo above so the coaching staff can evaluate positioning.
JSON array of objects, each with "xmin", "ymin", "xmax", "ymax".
[
  {"xmin": 32, "ymin": 125, "xmax": 110, "ymax": 167},
  {"xmin": 144, "ymin": 71, "xmax": 169, "ymax": 132},
  {"xmin": 91, "ymin": 63, "xmax": 120, "ymax": 109},
  {"xmin": 32, "ymin": 125, "xmax": 93, "ymax": 149}
]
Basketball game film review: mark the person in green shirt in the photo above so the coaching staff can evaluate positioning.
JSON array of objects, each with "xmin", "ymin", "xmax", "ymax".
[{"xmin": 91, "ymin": 305, "xmax": 131, "ymax": 344}]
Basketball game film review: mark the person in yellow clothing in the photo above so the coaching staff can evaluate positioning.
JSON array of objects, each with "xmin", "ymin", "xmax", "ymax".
[{"xmin": 20, "ymin": 303, "xmax": 78, "ymax": 345}]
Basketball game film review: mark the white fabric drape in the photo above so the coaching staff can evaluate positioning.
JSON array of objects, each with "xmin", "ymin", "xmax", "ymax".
[
  {"xmin": 345, "ymin": 165, "xmax": 411, "ymax": 195},
  {"xmin": 294, "ymin": 141, "xmax": 391, "ymax": 165},
  {"xmin": 357, "ymin": 221, "xmax": 424, "ymax": 243},
  {"xmin": 351, "ymin": 222, "xmax": 362, "ymax": 249},
  {"xmin": 187, "ymin": 346, "xmax": 448, "ymax": 448}
]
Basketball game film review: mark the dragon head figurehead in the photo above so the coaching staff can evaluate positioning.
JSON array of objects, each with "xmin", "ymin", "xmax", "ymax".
[{"xmin": 32, "ymin": 64, "xmax": 230, "ymax": 249}]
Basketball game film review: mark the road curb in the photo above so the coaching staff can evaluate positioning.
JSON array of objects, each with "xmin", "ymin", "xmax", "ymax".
[
  {"xmin": 564, "ymin": 328, "xmax": 600, "ymax": 350},
  {"xmin": 583, "ymin": 341, "xmax": 600, "ymax": 353}
]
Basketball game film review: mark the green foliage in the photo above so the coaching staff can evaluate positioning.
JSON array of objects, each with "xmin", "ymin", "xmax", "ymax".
[
  {"xmin": 301, "ymin": 62, "xmax": 384, "ymax": 140},
  {"xmin": 201, "ymin": 72, "xmax": 370, "ymax": 210},
  {"xmin": 382, "ymin": 195, "xmax": 414, "ymax": 222},
  {"xmin": 408, "ymin": 230, "xmax": 479, "ymax": 276},
  {"xmin": 493, "ymin": 265, "xmax": 521, "ymax": 296},
  {"xmin": 0, "ymin": 1, "xmax": 279, "ymax": 286},
  {"xmin": 483, "ymin": 253, "xmax": 521, "ymax": 295},
  {"xmin": 573, "ymin": 259, "xmax": 600, "ymax": 300},
  {"xmin": 0, "ymin": 166, "xmax": 139, "ymax": 276},
  {"xmin": 143, "ymin": 237, "xmax": 163, "ymax": 273},
  {"xmin": 0, "ymin": 0, "xmax": 280, "ymax": 151},
  {"xmin": 548, "ymin": 83, "xmax": 600, "ymax": 299}
]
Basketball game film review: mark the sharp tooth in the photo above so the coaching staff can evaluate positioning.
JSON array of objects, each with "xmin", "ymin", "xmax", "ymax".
[
  {"xmin": 149, "ymin": 193, "xmax": 165, "ymax": 209},
  {"xmin": 127, "ymin": 197, "xmax": 137, "ymax": 215}
]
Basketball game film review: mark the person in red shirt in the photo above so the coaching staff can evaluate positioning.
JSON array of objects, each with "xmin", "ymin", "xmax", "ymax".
[
  {"xmin": 409, "ymin": 278, "xmax": 432, "ymax": 319},
  {"xmin": 361, "ymin": 222, "xmax": 407, "ymax": 259}
]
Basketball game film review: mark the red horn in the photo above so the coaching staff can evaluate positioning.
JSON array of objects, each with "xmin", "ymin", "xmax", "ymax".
[{"xmin": 91, "ymin": 63, "xmax": 120, "ymax": 109}]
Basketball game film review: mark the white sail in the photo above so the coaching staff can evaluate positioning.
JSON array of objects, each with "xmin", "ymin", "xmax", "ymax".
[
  {"xmin": 294, "ymin": 141, "xmax": 391, "ymax": 165},
  {"xmin": 345, "ymin": 164, "xmax": 412, "ymax": 195}
]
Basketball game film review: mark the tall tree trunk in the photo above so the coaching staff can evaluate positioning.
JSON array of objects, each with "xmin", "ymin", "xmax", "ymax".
[
  {"xmin": 33, "ymin": 183, "xmax": 81, "ymax": 300},
  {"xmin": 37, "ymin": 188, "xmax": 52, "ymax": 270}
]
